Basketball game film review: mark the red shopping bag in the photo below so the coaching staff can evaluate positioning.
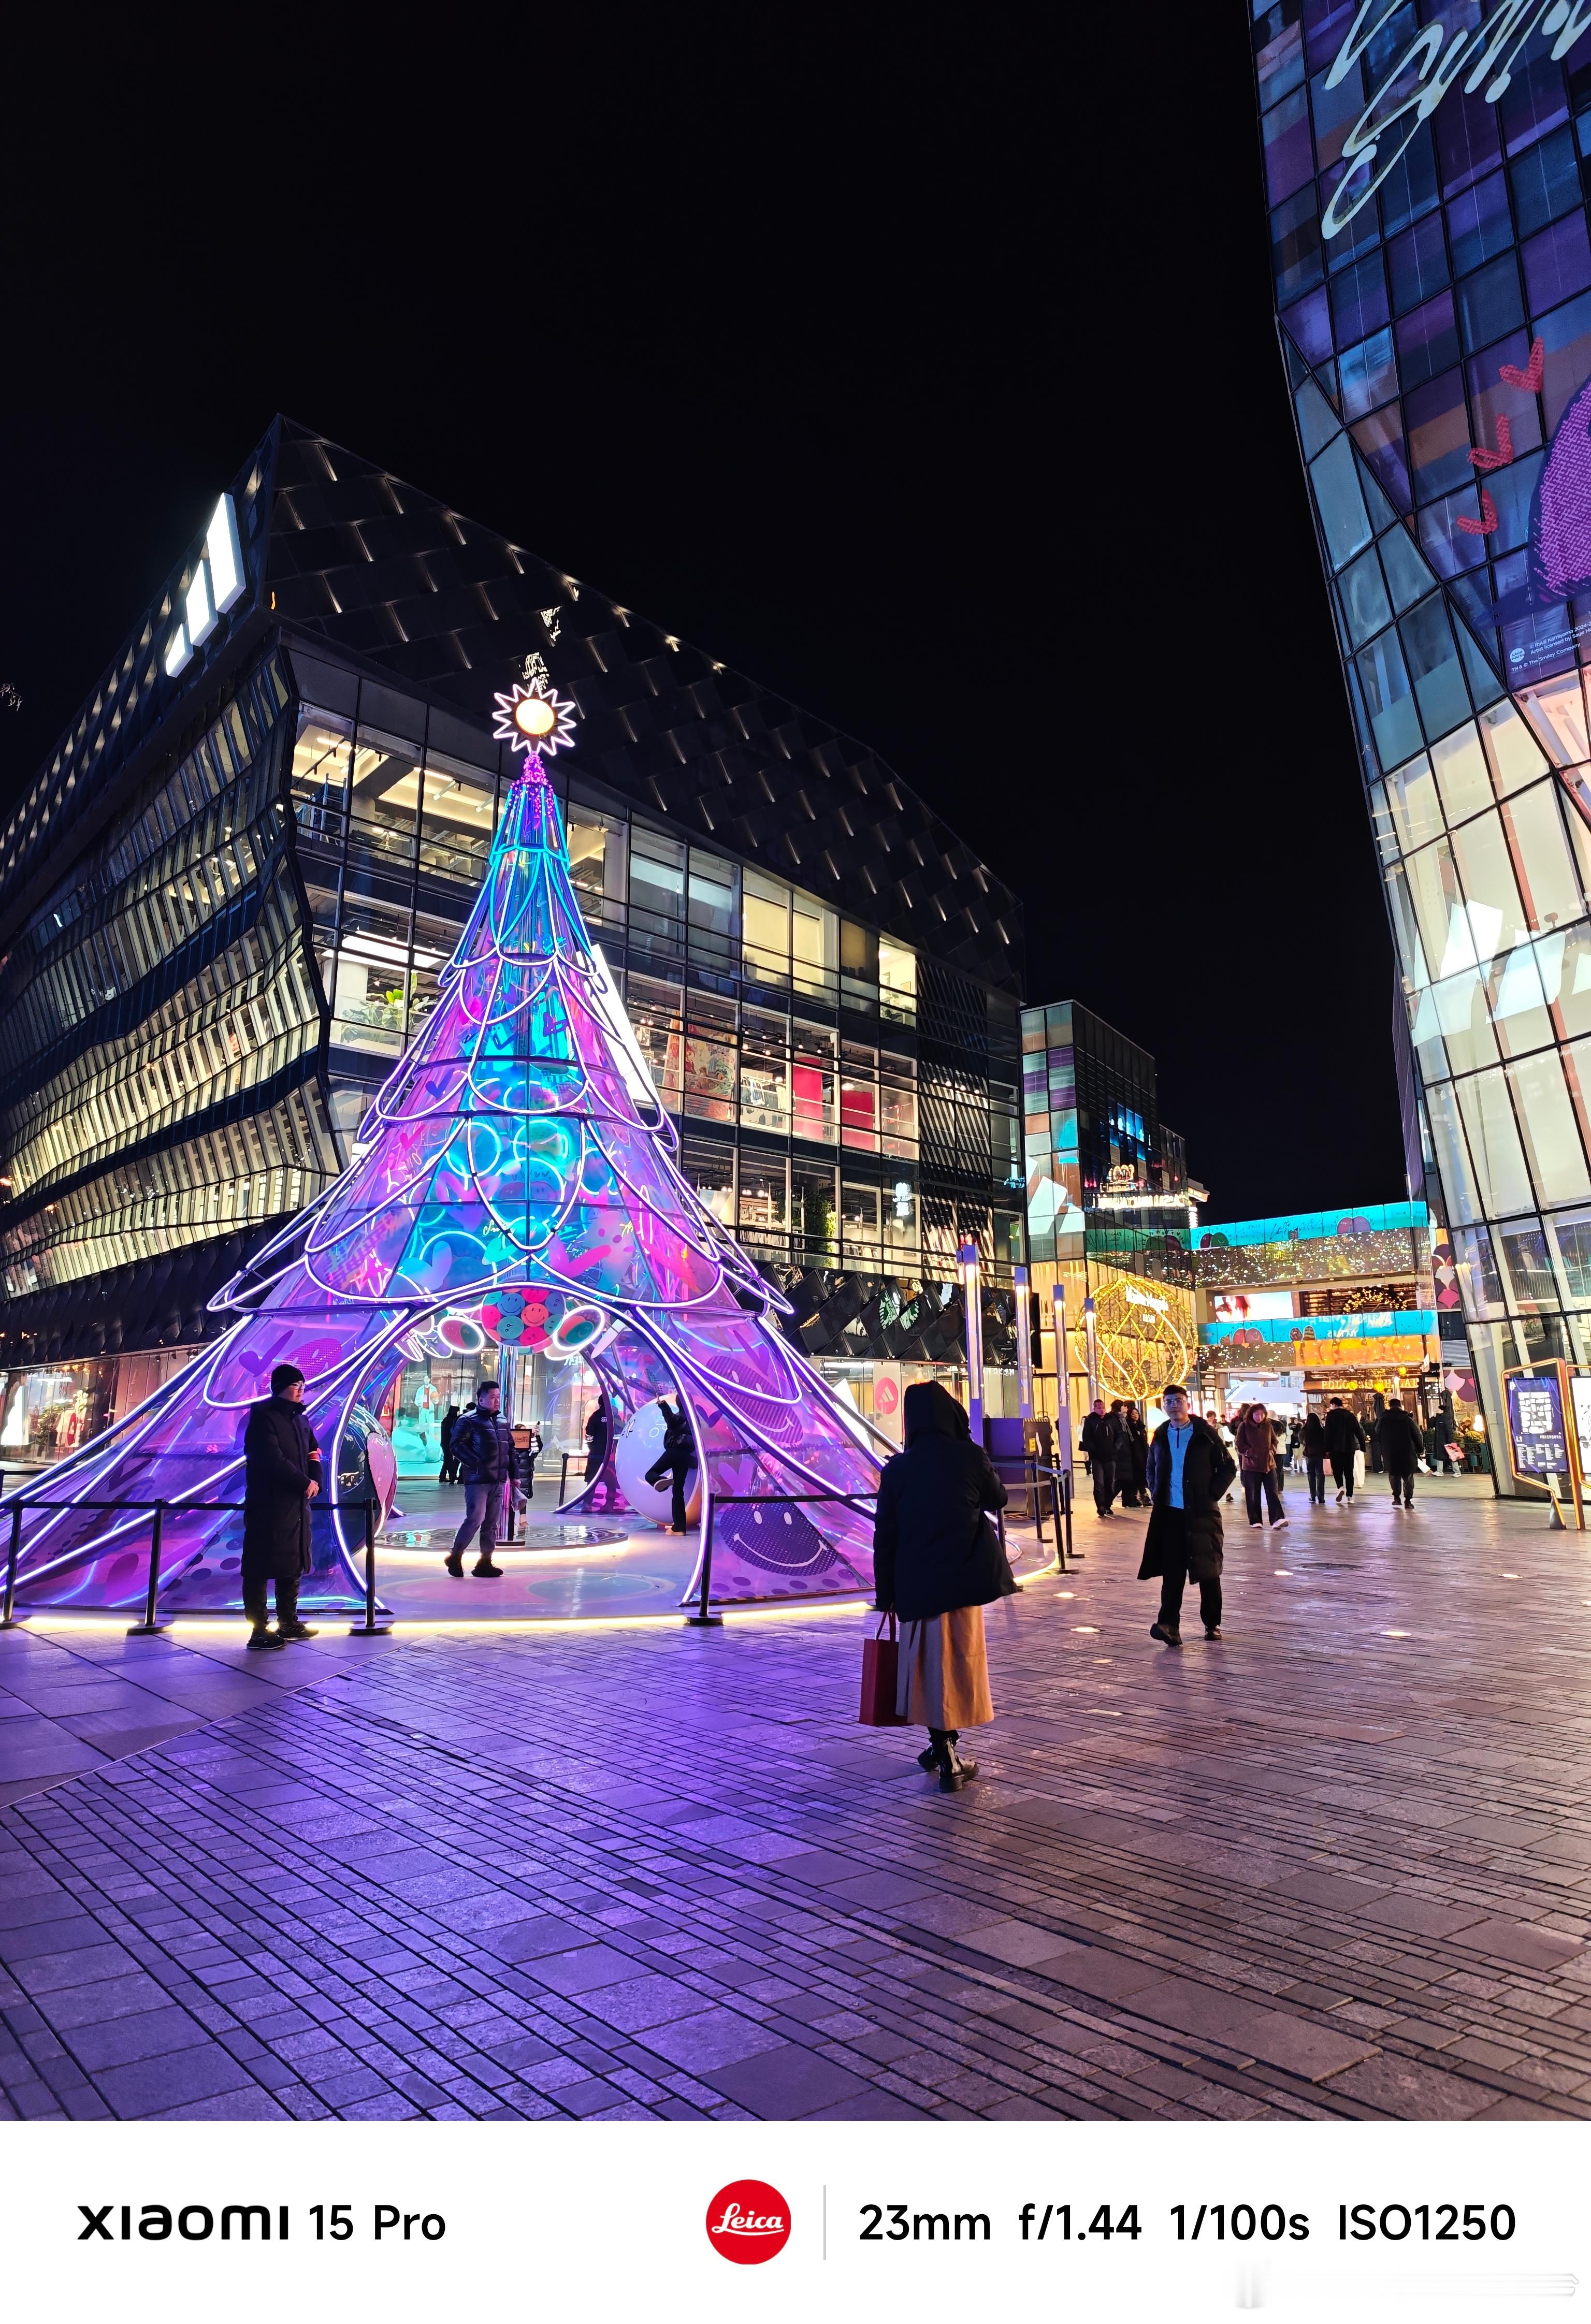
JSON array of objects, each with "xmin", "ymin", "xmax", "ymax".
[{"xmin": 859, "ymin": 1611, "xmax": 908, "ymax": 1726}]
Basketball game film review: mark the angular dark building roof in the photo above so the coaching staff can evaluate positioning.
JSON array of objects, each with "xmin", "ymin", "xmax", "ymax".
[{"xmin": 0, "ymin": 416, "xmax": 1021, "ymax": 991}]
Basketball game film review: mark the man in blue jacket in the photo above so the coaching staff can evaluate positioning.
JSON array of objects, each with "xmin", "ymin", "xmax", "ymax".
[{"xmin": 1140, "ymin": 1383, "xmax": 1237, "ymax": 1647}]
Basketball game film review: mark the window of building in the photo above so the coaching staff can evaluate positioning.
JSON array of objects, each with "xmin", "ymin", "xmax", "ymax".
[
  {"xmin": 348, "ymin": 728, "xmax": 422, "ymax": 871},
  {"xmin": 624, "ymin": 972, "xmax": 683, "ymax": 1110},
  {"xmin": 420, "ymin": 753, "xmax": 496, "ymax": 883},
  {"xmin": 566, "ymin": 796, "xmax": 626, "ymax": 930},
  {"xmin": 629, "ymin": 827, "xmax": 685, "ymax": 956},
  {"xmin": 880, "ymin": 1062, "xmax": 918, "ymax": 1157},
  {"xmin": 792, "ymin": 894, "xmax": 836, "ymax": 1001},
  {"xmin": 684, "ymin": 993, "xmax": 736, "ymax": 1124},
  {"xmin": 841, "ymin": 1042, "xmax": 879, "ymax": 1150},
  {"xmin": 737, "ymin": 1152, "xmax": 788, "ymax": 1254},
  {"xmin": 884, "ymin": 1169, "xmax": 918, "ymax": 1263},
  {"xmin": 793, "ymin": 1159, "xmax": 836, "ymax": 1263},
  {"xmin": 740, "ymin": 1008, "xmax": 790, "ymax": 1135},
  {"xmin": 291, "ymin": 709, "xmax": 352, "ymax": 847},
  {"xmin": 743, "ymin": 871, "xmax": 791, "ymax": 986},
  {"xmin": 792, "ymin": 1022, "xmax": 837, "ymax": 1144},
  {"xmin": 841, "ymin": 1174, "xmax": 882, "ymax": 1262},
  {"xmin": 878, "ymin": 937, "xmax": 917, "ymax": 1024},
  {"xmin": 688, "ymin": 851, "xmax": 737, "ymax": 975},
  {"xmin": 681, "ymin": 1135, "xmax": 733, "ymax": 1226}
]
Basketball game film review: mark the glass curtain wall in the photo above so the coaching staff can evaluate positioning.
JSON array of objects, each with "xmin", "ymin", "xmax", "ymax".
[{"xmin": 1253, "ymin": 3, "xmax": 1591, "ymax": 1488}]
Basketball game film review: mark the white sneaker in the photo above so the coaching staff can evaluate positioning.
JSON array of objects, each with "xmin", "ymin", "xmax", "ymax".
[
  {"xmin": 1249, "ymin": 1520, "xmax": 1262, "ymax": 1528},
  {"xmin": 1272, "ymin": 1514, "xmax": 1289, "ymax": 1527},
  {"xmin": 1335, "ymin": 1490, "xmax": 1344, "ymax": 1502}
]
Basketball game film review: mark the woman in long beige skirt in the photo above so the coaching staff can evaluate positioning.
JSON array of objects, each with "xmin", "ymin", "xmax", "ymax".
[{"xmin": 872, "ymin": 1380, "xmax": 1011, "ymax": 1793}]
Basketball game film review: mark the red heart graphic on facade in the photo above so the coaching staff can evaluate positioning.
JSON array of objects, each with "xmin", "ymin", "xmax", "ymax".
[
  {"xmin": 1499, "ymin": 338, "xmax": 1545, "ymax": 393},
  {"xmin": 1456, "ymin": 489, "xmax": 1499, "ymax": 535},
  {"xmin": 1469, "ymin": 415, "xmax": 1514, "ymax": 471}
]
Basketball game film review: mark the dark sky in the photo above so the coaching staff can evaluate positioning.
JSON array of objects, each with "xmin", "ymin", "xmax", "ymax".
[{"xmin": 0, "ymin": 14, "xmax": 1406, "ymax": 1223}]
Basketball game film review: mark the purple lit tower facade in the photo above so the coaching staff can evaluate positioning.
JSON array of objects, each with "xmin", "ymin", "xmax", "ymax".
[
  {"xmin": 1, "ymin": 681, "xmax": 883, "ymax": 1614},
  {"xmin": 1253, "ymin": 4, "xmax": 1591, "ymax": 1482}
]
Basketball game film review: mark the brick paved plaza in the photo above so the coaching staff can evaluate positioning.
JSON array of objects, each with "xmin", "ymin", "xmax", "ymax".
[{"xmin": 3, "ymin": 1475, "xmax": 1590, "ymax": 2123}]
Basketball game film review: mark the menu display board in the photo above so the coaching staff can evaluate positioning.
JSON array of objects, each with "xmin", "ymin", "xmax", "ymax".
[{"xmin": 1506, "ymin": 1367, "xmax": 1569, "ymax": 1480}]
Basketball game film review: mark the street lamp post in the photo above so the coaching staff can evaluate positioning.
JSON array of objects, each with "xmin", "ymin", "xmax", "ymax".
[
  {"xmin": 959, "ymin": 1241, "xmax": 985, "ymax": 1442},
  {"xmin": 1014, "ymin": 1262, "xmax": 1033, "ymax": 1422}
]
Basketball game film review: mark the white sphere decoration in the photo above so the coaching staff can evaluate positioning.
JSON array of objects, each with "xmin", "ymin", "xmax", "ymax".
[{"xmin": 614, "ymin": 1398, "xmax": 701, "ymax": 1528}]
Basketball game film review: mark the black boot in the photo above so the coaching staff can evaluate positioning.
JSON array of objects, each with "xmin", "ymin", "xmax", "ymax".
[
  {"xmin": 918, "ymin": 1730, "xmax": 947, "ymax": 1772},
  {"xmin": 444, "ymin": 1552, "xmax": 465, "ymax": 1578},
  {"xmin": 938, "ymin": 1733, "xmax": 978, "ymax": 1793}
]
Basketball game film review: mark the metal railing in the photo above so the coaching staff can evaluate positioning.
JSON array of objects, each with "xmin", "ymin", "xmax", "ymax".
[
  {"xmin": 685, "ymin": 1487, "xmax": 883, "ymax": 1629},
  {"xmin": 0, "ymin": 1479, "xmax": 387, "ymax": 1638}
]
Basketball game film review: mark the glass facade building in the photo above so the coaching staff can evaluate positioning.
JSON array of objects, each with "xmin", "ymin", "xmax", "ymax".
[
  {"xmin": 1253, "ymin": 3, "xmax": 1591, "ymax": 1488},
  {"xmin": 1021, "ymin": 998, "xmax": 1198, "ymax": 1427},
  {"xmin": 0, "ymin": 419, "xmax": 1024, "ymax": 1463}
]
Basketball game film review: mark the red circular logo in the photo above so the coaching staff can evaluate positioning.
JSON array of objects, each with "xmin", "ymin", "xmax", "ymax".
[{"xmin": 705, "ymin": 2180, "xmax": 791, "ymax": 2263}]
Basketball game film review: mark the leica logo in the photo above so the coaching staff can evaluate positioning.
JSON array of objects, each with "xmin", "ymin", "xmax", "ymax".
[{"xmin": 705, "ymin": 2180, "xmax": 791, "ymax": 2264}]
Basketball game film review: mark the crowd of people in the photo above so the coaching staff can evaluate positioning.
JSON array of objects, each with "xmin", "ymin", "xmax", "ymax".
[{"xmin": 238, "ymin": 1357, "xmax": 1481, "ymax": 1812}]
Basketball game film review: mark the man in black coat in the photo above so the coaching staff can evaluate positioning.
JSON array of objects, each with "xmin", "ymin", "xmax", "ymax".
[
  {"xmin": 1139, "ymin": 1383, "xmax": 1237, "ymax": 1647},
  {"xmin": 584, "ymin": 1399, "xmax": 610, "ymax": 1483},
  {"xmin": 1323, "ymin": 1397, "xmax": 1366, "ymax": 1502},
  {"xmin": 446, "ymin": 1382, "xmax": 518, "ymax": 1577},
  {"xmin": 1379, "ymin": 1397, "xmax": 1425, "ymax": 1507},
  {"xmin": 1079, "ymin": 1398, "xmax": 1123, "ymax": 1518},
  {"xmin": 644, "ymin": 1398, "xmax": 698, "ymax": 1532},
  {"xmin": 241, "ymin": 1363, "xmax": 322, "ymax": 1651}
]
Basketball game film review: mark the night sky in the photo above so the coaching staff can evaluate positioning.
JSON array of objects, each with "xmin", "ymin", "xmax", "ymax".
[{"xmin": 0, "ymin": 16, "xmax": 1406, "ymax": 1223}]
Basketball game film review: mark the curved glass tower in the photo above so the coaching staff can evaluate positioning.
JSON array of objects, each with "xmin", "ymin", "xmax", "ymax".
[{"xmin": 1253, "ymin": 3, "xmax": 1591, "ymax": 1486}]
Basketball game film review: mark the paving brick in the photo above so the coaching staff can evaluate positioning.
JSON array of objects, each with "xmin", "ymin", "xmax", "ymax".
[{"xmin": 6, "ymin": 1483, "xmax": 1591, "ymax": 2121}]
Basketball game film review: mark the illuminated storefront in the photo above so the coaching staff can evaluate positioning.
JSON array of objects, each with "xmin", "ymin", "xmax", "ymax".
[
  {"xmin": 1252, "ymin": 7, "xmax": 1591, "ymax": 1487},
  {"xmin": 0, "ymin": 422, "xmax": 1024, "ymax": 1466},
  {"xmin": 1192, "ymin": 1199, "xmax": 1455, "ymax": 1429}
]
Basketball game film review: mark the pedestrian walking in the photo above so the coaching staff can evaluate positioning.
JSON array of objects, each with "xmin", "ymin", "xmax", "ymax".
[
  {"xmin": 644, "ymin": 1397, "xmax": 698, "ymax": 1532},
  {"xmin": 1301, "ymin": 1408, "xmax": 1327, "ymax": 1503},
  {"xmin": 1269, "ymin": 1414, "xmax": 1288, "ymax": 1497},
  {"xmin": 1425, "ymin": 1415, "xmax": 1455, "ymax": 1474},
  {"xmin": 1140, "ymin": 1382, "xmax": 1237, "ymax": 1647},
  {"xmin": 1379, "ymin": 1397, "xmax": 1424, "ymax": 1506},
  {"xmin": 241, "ymin": 1362, "xmax": 322, "ymax": 1651},
  {"xmin": 584, "ymin": 1398, "xmax": 610, "ymax": 1483},
  {"xmin": 1079, "ymin": 1398, "xmax": 1123, "ymax": 1517},
  {"xmin": 437, "ymin": 1402, "xmax": 461, "ymax": 1485},
  {"xmin": 872, "ymin": 1381, "xmax": 1012, "ymax": 1793},
  {"xmin": 445, "ymin": 1381, "xmax": 519, "ymax": 1577},
  {"xmin": 1323, "ymin": 1396, "xmax": 1366, "ymax": 1502},
  {"xmin": 1120, "ymin": 1401, "xmax": 1150, "ymax": 1508},
  {"xmin": 1234, "ymin": 1401, "xmax": 1288, "ymax": 1529}
]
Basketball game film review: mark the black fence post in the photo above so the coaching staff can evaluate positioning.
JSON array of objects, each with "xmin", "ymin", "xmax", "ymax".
[
  {"xmin": 684, "ymin": 1493, "xmax": 722, "ymax": 1628},
  {"xmin": 0, "ymin": 1491, "xmax": 20, "ymax": 1630},
  {"xmin": 127, "ymin": 1502, "xmax": 168, "ymax": 1636},
  {"xmin": 350, "ymin": 1496, "xmax": 392, "ymax": 1636}
]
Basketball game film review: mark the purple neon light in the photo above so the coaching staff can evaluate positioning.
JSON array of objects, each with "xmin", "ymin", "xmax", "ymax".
[{"xmin": 3, "ymin": 737, "xmax": 884, "ymax": 1615}]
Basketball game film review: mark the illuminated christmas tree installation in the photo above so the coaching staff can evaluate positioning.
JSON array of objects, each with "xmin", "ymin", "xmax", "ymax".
[{"xmin": 3, "ymin": 682, "xmax": 883, "ymax": 1615}]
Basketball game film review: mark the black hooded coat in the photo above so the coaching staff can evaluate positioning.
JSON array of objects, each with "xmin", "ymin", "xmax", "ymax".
[{"xmin": 872, "ymin": 1383, "xmax": 1013, "ymax": 1621}]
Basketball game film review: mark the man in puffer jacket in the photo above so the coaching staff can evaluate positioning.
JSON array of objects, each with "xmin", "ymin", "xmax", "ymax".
[{"xmin": 445, "ymin": 1381, "xmax": 520, "ymax": 1578}]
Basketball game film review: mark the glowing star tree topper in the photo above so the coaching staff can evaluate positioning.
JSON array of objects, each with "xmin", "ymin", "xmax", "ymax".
[{"xmin": 491, "ymin": 677, "xmax": 578, "ymax": 771}]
